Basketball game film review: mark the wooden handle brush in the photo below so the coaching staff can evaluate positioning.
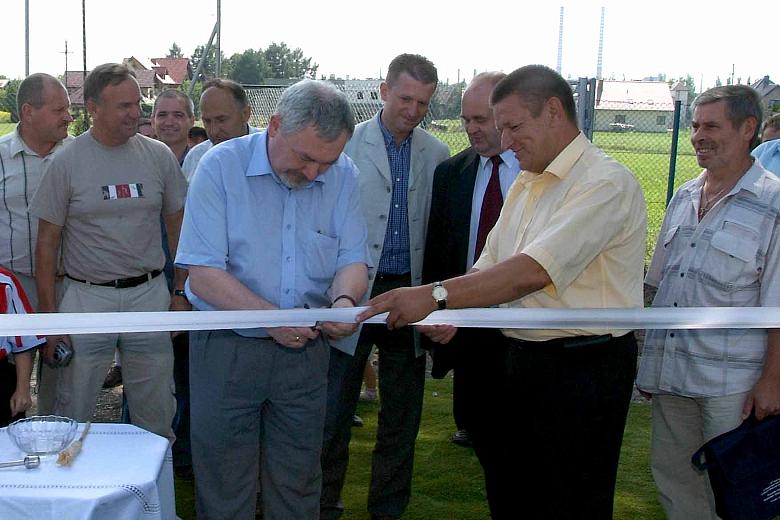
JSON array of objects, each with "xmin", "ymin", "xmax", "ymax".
[{"xmin": 57, "ymin": 421, "xmax": 91, "ymax": 466}]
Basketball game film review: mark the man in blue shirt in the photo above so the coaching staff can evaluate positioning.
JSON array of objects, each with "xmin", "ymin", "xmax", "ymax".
[
  {"xmin": 752, "ymin": 113, "xmax": 780, "ymax": 175},
  {"xmin": 176, "ymin": 79, "xmax": 370, "ymax": 520}
]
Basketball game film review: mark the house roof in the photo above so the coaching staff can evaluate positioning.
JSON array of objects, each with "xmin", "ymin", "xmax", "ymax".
[
  {"xmin": 752, "ymin": 76, "xmax": 775, "ymax": 97},
  {"xmin": 65, "ymin": 71, "xmax": 89, "ymax": 90},
  {"xmin": 596, "ymin": 80, "xmax": 674, "ymax": 111},
  {"xmin": 150, "ymin": 58, "xmax": 192, "ymax": 85}
]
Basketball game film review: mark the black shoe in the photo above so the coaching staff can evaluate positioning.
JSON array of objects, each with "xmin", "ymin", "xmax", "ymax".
[
  {"xmin": 352, "ymin": 414, "xmax": 364, "ymax": 427},
  {"xmin": 451, "ymin": 429, "xmax": 472, "ymax": 447},
  {"xmin": 102, "ymin": 365, "xmax": 123, "ymax": 388}
]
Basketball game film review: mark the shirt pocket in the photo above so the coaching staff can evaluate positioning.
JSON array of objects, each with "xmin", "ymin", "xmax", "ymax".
[
  {"xmin": 706, "ymin": 222, "xmax": 759, "ymax": 290},
  {"xmin": 304, "ymin": 229, "xmax": 339, "ymax": 282}
]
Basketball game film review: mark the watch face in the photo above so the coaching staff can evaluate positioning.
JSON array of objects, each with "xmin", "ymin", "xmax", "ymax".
[{"xmin": 432, "ymin": 285, "xmax": 448, "ymax": 300}]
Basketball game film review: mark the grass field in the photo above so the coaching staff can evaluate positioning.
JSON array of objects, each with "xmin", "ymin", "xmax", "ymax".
[{"xmin": 173, "ymin": 378, "xmax": 663, "ymax": 519}]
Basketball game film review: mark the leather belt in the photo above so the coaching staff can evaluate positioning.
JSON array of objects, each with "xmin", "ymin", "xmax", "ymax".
[{"xmin": 65, "ymin": 270, "xmax": 162, "ymax": 289}]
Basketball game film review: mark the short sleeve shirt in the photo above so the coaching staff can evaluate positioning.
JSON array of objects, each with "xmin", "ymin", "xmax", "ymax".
[
  {"xmin": 637, "ymin": 162, "xmax": 780, "ymax": 397},
  {"xmin": 29, "ymin": 131, "xmax": 187, "ymax": 282},
  {"xmin": 175, "ymin": 131, "xmax": 370, "ymax": 337},
  {"xmin": 0, "ymin": 268, "xmax": 45, "ymax": 361},
  {"xmin": 473, "ymin": 133, "xmax": 647, "ymax": 340}
]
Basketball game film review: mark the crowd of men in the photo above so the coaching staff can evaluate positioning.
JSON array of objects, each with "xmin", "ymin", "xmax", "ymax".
[{"xmin": 0, "ymin": 53, "xmax": 778, "ymax": 520}]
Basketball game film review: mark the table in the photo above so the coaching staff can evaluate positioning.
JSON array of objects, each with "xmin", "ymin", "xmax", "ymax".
[{"xmin": 0, "ymin": 423, "xmax": 175, "ymax": 519}]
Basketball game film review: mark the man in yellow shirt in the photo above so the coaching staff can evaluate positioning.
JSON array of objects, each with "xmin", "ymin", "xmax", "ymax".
[{"xmin": 359, "ymin": 64, "xmax": 647, "ymax": 518}]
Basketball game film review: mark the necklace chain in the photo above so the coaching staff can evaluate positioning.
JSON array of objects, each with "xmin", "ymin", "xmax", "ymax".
[{"xmin": 698, "ymin": 182, "xmax": 731, "ymax": 221}]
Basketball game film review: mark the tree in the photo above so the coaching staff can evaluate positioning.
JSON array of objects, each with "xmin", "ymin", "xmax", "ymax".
[
  {"xmin": 227, "ymin": 49, "xmax": 269, "ymax": 85},
  {"xmin": 191, "ymin": 45, "xmax": 226, "ymax": 81},
  {"xmin": 263, "ymin": 42, "xmax": 318, "ymax": 79},
  {"xmin": 167, "ymin": 42, "xmax": 183, "ymax": 59},
  {"xmin": 715, "ymin": 76, "xmax": 723, "ymax": 87},
  {"xmin": 1, "ymin": 79, "xmax": 22, "ymax": 123}
]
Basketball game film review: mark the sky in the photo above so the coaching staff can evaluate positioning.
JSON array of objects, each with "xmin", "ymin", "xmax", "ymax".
[{"xmin": 1, "ymin": 0, "xmax": 776, "ymax": 92}]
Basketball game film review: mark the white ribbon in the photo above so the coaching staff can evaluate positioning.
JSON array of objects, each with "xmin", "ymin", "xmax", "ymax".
[{"xmin": 0, "ymin": 307, "xmax": 778, "ymax": 336}]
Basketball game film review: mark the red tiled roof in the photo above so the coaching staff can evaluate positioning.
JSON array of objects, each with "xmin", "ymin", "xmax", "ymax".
[
  {"xmin": 150, "ymin": 58, "xmax": 192, "ymax": 85},
  {"xmin": 65, "ymin": 71, "xmax": 89, "ymax": 89}
]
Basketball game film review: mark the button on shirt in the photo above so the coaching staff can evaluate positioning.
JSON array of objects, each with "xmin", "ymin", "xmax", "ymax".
[
  {"xmin": 175, "ymin": 131, "xmax": 370, "ymax": 338},
  {"xmin": 377, "ymin": 113, "xmax": 412, "ymax": 274},
  {"xmin": 0, "ymin": 128, "xmax": 72, "ymax": 276},
  {"xmin": 473, "ymin": 133, "xmax": 647, "ymax": 341},
  {"xmin": 637, "ymin": 162, "xmax": 780, "ymax": 397},
  {"xmin": 466, "ymin": 150, "xmax": 520, "ymax": 268}
]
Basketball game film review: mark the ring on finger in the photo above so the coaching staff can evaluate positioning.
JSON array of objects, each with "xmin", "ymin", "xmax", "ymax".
[{"xmin": 295, "ymin": 336, "xmax": 301, "ymax": 342}]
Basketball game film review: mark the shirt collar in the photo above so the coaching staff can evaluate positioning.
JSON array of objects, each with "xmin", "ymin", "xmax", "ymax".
[
  {"xmin": 543, "ymin": 132, "xmax": 588, "ymax": 179},
  {"xmin": 378, "ymin": 110, "xmax": 412, "ymax": 149},
  {"xmin": 686, "ymin": 159, "xmax": 765, "ymax": 198},
  {"xmin": 245, "ymin": 130, "xmax": 328, "ymax": 186},
  {"xmin": 478, "ymin": 149, "xmax": 520, "ymax": 172},
  {"xmin": 9, "ymin": 126, "xmax": 69, "ymax": 159}
]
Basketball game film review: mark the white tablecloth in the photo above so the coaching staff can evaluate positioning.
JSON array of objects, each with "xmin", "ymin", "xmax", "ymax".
[{"xmin": 0, "ymin": 423, "xmax": 175, "ymax": 519}]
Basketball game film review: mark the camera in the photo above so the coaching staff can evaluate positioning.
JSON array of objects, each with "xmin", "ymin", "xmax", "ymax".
[{"xmin": 44, "ymin": 341, "xmax": 74, "ymax": 368}]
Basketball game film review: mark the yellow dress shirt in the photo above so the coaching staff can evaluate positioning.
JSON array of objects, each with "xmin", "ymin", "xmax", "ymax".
[{"xmin": 473, "ymin": 133, "xmax": 647, "ymax": 341}]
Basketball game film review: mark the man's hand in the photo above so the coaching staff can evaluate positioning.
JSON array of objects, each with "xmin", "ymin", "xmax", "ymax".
[
  {"xmin": 742, "ymin": 374, "xmax": 780, "ymax": 420},
  {"xmin": 268, "ymin": 326, "xmax": 320, "ymax": 349},
  {"xmin": 10, "ymin": 390, "xmax": 32, "ymax": 416},
  {"xmin": 43, "ymin": 335, "xmax": 71, "ymax": 364},
  {"xmin": 170, "ymin": 292, "xmax": 192, "ymax": 338},
  {"xmin": 417, "ymin": 324, "xmax": 457, "ymax": 344},
  {"xmin": 320, "ymin": 297, "xmax": 358, "ymax": 339},
  {"xmin": 356, "ymin": 285, "xmax": 435, "ymax": 329}
]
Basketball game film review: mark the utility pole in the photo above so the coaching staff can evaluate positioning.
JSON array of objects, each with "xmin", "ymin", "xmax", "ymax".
[
  {"xmin": 216, "ymin": 0, "xmax": 222, "ymax": 77},
  {"xmin": 25, "ymin": 0, "xmax": 30, "ymax": 76},
  {"xmin": 61, "ymin": 41, "xmax": 74, "ymax": 77},
  {"xmin": 82, "ymin": 0, "xmax": 90, "ymax": 128}
]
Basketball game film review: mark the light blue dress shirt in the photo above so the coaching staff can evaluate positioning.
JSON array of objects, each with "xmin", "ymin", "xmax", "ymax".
[
  {"xmin": 175, "ymin": 131, "xmax": 370, "ymax": 338},
  {"xmin": 752, "ymin": 139, "xmax": 780, "ymax": 176},
  {"xmin": 466, "ymin": 149, "xmax": 521, "ymax": 267}
]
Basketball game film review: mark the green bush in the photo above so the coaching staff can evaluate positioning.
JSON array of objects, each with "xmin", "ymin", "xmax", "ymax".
[{"xmin": 0, "ymin": 111, "xmax": 11, "ymax": 123}]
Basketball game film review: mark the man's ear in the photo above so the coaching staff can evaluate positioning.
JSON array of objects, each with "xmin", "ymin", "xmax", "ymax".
[
  {"xmin": 19, "ymin": 103, "xmax": 33, "ymax": 123},
  {"xmin": 267, "ymin": 114, "xmax": 281, "ymax": 137},
  {"xmin": 545, "ymin": 97, "xmax": 564, "ymax": 127}
]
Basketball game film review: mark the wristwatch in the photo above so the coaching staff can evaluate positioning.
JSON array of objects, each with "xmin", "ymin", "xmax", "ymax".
[
  {"xmin": 174, "ymin": 289, "xmax": 188, "ymax": 300},
  {"xmin": 432, "ymin": 282, "xmax": 448, "ymax": 310}
]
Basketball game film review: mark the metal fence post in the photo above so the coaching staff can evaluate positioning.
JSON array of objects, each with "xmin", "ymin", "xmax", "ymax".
[{"xmin": 665, "ymin": 98, "xmax": 682, "ymax": 206}]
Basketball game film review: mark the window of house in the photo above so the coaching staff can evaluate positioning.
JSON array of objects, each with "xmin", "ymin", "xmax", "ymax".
[
  {"xmin": 357, "ymin": 91, "xmax": 364, "ymax": 100},
  {"xmin": 370, "ymin": 91, "xmax": 378, "ymax": 100},
  {"xmin": 614, "ymin": 114, "xmax": 626, "ymax": 124},
  {"xmin": 657, "ymin": 115, "xmax": 666, "ymax": 125}
]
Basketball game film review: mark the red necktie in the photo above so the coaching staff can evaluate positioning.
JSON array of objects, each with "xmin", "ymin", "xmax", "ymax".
[{"xmin": 475, "ymin": 155, "xmax": 503, "ymax": 259}]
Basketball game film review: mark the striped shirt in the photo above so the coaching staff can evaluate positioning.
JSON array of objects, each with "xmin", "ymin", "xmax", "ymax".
[
  {"xmin": 0, "ymin": 127, "xmax": 72, "ymax": 276},
  {"xmin": 0, "ymin": 267, "xmax": 45, "ymax": 362},
  {"xmin": 637, "ymin": 161, "xmax": 780, "ymax": 397},
  {"xmin": 377, "ymin": 113, "xmax": 412, "ymax": 274}
]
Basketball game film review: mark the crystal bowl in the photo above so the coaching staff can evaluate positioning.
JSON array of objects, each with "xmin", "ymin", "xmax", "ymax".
[{"xmin": 6, "ymin": 416, "xmax": 78, "ymax": 455}]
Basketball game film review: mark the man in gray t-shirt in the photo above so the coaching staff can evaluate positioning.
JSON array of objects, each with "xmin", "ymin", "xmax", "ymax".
[{"xmin": 30, "ymin": 63, "xmax": 188, "ymax": 440}]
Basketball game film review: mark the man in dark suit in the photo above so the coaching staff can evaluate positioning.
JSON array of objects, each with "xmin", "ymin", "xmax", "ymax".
[{"xmin": 420, "ymin": 70, "xmax": 520, "ymax": 492}]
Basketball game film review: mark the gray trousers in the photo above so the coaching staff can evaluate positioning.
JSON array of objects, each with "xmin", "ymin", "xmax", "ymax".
[
  {"xmin": 190, "ymin": 330, "xmax": 329, "ymax": 520},
  {"xmin": 55, "ymin": 276, "xmax": 175, "ymax": 440}
]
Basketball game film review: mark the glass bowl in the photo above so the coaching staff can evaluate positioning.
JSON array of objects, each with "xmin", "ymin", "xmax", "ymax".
[{"xmin": 6, "ymin": 416, "xmax": 78, "ymax": 455}]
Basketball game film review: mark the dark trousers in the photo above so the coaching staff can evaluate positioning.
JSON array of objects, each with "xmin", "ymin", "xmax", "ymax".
[
  {"xmin": 321, "ymin": 273, "xmax": 426, "ymax": 519},
  {"xmin": 449, "ymin": 328, "xmax": 508, "ymax": 435},
  {"xmin": 0, "ymin": 358, "xmax": 25, "ymax": 427},
  {"xmin": 484, "ymin": 332, "xmax": 638, "ymax": 520},
  {"xmin": 172, "ymin": 333, "xmax": 191, "ymax": 467}
]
